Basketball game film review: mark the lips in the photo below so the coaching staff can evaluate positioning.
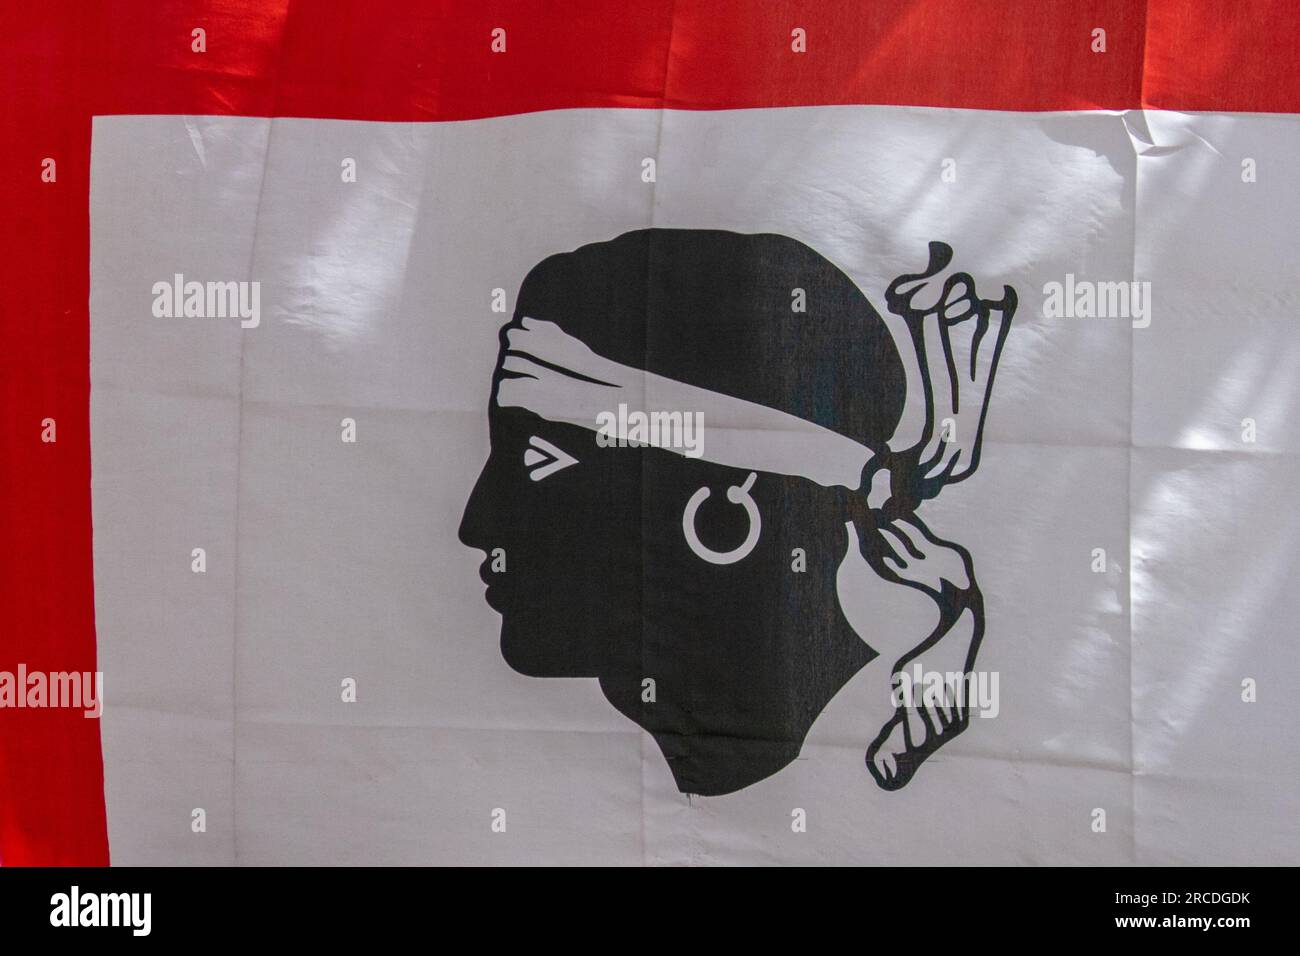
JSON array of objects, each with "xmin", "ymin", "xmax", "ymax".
[{"xmin": 479, "ymin": 562, "xmax": 507, "ymax": 611}]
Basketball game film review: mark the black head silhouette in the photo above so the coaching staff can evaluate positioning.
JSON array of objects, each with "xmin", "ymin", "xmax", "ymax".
[{"xmin": 460, "ymin": 228, "xmax": 1010, "ymax": 795}]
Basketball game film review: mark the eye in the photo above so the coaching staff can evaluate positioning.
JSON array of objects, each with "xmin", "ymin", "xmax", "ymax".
[{"xmin": 524, "ymin": 435, "xmax": 578, "ymax": 481}]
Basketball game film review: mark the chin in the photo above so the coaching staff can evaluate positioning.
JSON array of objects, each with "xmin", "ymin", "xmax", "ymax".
[
  {"xmin": 498, "ymin": 616, "xmax": 596, "ymax": 679},
  {"xmin": 498, "ymin": 628, "xmax": 547, "ymax": 677}
]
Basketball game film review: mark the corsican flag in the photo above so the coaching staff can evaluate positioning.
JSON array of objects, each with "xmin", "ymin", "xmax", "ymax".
[{"xmin": 2, "ymin": 0, "xmax": 1298, "ymax": 867}]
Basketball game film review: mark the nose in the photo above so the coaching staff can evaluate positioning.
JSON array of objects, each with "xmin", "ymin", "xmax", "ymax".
[{"xmin": 458, "ymin": 469, "xmax": 491, "ymax": 552}]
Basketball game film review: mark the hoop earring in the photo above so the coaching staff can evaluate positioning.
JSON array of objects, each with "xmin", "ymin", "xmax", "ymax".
[{"xmin": 682, "ymin": 472, "xmax": 761, "ymax": 565}]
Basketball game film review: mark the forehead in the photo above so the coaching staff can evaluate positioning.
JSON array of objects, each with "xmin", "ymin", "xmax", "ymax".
[{"xmin": 512, "ymin": 229, "xmax": 904, "ymax": 452}]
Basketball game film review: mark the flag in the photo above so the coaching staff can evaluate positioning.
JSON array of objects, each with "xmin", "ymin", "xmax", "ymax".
[{"xmin": 3, "ymin": 1, "xmax": 1299, "ymax": 866}]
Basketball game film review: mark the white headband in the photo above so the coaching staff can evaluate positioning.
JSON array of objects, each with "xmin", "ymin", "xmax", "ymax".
[{"xmin": 496, "ymin": 317, "xmax": 874, "ymax": 489}]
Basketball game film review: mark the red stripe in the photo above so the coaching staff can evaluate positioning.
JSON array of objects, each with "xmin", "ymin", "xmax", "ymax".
[
  {"xmin": 0, "ymin": 13, "xmax": 105, "ymax": 865},
  {"xmin": 2, "ymin": 0, "xmax": 1299, "ymax": 866},
  {"xmin": 1145, "ymin": 1, "xmax": 1300, "ymax": 113},
  {"xmin": 75, "ymin": 0, "xmax": 1300, "ymax": 119}
]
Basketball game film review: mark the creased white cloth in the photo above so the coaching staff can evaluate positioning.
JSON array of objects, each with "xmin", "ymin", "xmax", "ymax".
[{"xmin": 89, "ymin": 108, "xmax": 1300, "ymax": 864}]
